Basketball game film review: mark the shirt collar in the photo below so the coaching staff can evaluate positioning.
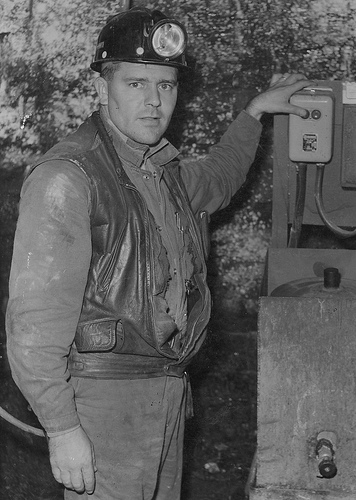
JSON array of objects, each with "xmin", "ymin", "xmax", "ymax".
[{"xmin": 99, "ymin": 106, "xmax": 179, "ymax": 170}]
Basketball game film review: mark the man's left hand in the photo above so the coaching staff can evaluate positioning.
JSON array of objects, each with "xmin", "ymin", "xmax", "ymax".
[{"xmin": 245, "ymin": 73, "xmax": 315, "ymax": 121}]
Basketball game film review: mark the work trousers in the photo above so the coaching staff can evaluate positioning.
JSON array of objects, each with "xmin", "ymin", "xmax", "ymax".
[{"xmin": 64, "ymin": 375, "xmax": 187, "ymax": 500}]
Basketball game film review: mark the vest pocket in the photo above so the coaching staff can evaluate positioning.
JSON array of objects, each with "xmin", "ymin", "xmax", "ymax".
[{"xmin": 75, "ymin": 319, "xmax": 125, "ymax": 352}]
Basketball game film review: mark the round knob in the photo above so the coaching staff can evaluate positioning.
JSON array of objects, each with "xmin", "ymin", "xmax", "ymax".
[
  {"xmin": 323, "ymin": 267, "xmax": 341, "ymax": 289},
  {"xmin": 311, "ymin": 109, "xmax": 322, "ymax": 120}
]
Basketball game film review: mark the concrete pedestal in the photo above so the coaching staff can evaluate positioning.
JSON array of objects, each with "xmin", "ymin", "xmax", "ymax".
[{"xmin": 248, "ymin": 297, "xmax": 356, "ymax": 499}]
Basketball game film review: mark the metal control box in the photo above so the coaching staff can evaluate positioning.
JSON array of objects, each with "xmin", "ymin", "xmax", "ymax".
[{"xmin": 289, "ymin": 88, "xmax": 334, "ymax": 164}]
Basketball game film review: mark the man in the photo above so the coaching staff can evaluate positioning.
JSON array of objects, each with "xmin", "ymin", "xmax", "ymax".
[{"xmin": 6, "ymin": 6, "xmax": 311, "ymax": 500}]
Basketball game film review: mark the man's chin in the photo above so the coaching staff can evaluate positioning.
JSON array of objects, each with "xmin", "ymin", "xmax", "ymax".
[{"xmin": 132, "ymin": 132, "xmax": 165, "ymax": 147}]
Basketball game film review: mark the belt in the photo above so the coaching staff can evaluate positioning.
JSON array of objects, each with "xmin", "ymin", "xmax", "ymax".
[{"xmin": 68, "ymin": 349, "xmax": 188, "ymax": 379}]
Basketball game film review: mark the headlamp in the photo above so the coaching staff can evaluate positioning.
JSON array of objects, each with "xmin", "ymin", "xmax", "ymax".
[
  {"xmin": 90, "ymin": 8, "xmax": 190, "ymax": 72},
  {"xmin": 150, "ymin": 20, "xmax": 186, "ymax": 60}
]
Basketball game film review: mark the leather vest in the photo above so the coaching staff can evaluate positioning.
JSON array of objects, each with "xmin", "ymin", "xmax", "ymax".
[{"xmin": 30, "ymin": 112, "xmax": 211, "ymax": 376}]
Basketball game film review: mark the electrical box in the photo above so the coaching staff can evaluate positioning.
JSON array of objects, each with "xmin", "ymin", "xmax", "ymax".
[
  {"xmin": 271, "ymin": 80, "xmax": 356, "ymax": 248},
  {"xmin": 289, "ymin": 88, "xmax": 334, "ymax": 164}
]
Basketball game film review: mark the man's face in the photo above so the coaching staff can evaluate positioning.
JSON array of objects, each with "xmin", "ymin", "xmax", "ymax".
[{"xmin": 95, "ymin": 62, "xmax": 178, "ymax": 146}]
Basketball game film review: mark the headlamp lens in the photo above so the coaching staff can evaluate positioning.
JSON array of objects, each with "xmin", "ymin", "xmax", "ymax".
[{"xmin": 151, "ymin": 22, "xmax": 186, "ymax": 59}]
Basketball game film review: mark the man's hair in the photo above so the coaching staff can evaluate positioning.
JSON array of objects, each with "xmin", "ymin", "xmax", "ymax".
[
  {"xmin": 100, "ymin": 60, "xmax": 181, "ymax": 83},
  {"xmin": 100, "ymin": 62, "xmax": 122, "ymax": 81}
]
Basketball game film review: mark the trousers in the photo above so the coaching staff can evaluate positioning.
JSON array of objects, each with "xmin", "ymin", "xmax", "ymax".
[{"xmin": 64, "ymin": 374, "xmax": 187, "ymax": 500}]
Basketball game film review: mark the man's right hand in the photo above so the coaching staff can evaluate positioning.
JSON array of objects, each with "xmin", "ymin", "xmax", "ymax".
[{"xmin": 48, "ymin": 426, "xmax": 96, "ymax": 494}]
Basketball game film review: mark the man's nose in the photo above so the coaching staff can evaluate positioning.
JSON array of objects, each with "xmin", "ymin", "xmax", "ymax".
[{"xmin": 145, "ymin": 86, "xmax": 161, "ymax": 107}]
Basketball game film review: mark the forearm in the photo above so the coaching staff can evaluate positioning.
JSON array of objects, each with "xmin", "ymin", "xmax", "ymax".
[
  {"xmin": 7, "ymin": 300, "xmax": 83, "ymax": 433},
  {"xmin": 6, "ymin": 162, "xmax": 92, "ymax": 434},
  {"xmin": 181, "ymin": 110, "xmax": 262, "ymax": 215}
]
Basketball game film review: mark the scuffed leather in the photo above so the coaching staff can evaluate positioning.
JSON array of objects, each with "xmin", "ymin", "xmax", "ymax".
[
  {"xmin": 30, "ymin": 112, "xmax": 211, "ymax": 372},
  {"xmin": 75, "ymin": 319, "xmax": 124, "ymax": 352}
]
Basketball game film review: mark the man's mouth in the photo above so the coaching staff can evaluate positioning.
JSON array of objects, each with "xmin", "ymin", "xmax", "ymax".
[{"xmin": 140, "ymin": 116, "xmax": 161, "ymax": 125}]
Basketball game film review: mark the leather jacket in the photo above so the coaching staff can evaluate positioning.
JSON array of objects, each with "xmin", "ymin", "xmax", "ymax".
[{"xmin": 30, "ymin": 112, "xmax": 211, "ymax": 378}]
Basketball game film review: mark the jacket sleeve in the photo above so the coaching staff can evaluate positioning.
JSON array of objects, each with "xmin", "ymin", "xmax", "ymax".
[
  {"xmin": 180, "ymin": 110, "xmax": 263, "ymax": 216},
  {"xmin": 6, "ymin": 161, "xmax": 92, "ymax": 434}
]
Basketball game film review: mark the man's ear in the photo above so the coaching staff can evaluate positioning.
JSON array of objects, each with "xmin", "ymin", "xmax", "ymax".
[{"xmin": 94, "ymin": 77, "xmax": 109, "ymax": 105}]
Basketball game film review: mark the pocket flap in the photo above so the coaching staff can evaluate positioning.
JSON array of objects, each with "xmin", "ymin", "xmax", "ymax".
[{"xmin": 75, "ymin": 320, "xmax": 118, "ymax": 352}]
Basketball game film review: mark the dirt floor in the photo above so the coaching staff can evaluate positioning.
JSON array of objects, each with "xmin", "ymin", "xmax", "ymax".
[{"xmin": 0, "ymin": 310, "xmax": 257, "ymax": 500}]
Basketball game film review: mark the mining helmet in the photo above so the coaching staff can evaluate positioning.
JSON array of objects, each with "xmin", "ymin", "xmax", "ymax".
[{"xmin": 91, "ymin": 7, "xmax": 189, "ymax": 73}]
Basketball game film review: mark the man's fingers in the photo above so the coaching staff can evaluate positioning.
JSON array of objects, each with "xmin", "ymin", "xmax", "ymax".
[
  {"xmin": 283, "ymin": 73, "xmax": 309, "ymax": 83},
  {"xmin": 82, "ymin": 464, "xmax": 96, "ymax": 494},
  {"xmin": 270, "ymin": 73, "xmax": 284, "ymax": 85},
  {"xmin": 91, "ymin": 444, "xmax": 97, "ymax": 470},
  {"xmin": 50, "ymin": 461, "xmax": 88, "ymax": 493},
  {"xmin": 51, "ymin": 464, "xmax": 62, "ymax": 484},
  {"xmin": 60, "ymin": 470, "xmax": 76, "ymax": 491},
  {"xmin": 271, "ymin": 73, "xmax": 314, "ymax": 92},
  {"xmin": 71, "ymin": 470, "xmax": 86, "ymax": 493},
  {"xmin": 288, "ymin": 104, "xmax": 310, "ymax": 118}
]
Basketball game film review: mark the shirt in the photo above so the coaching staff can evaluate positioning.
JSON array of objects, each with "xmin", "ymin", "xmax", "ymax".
[{"xmin": 102, "ymin": 108, "xmax": 193, "ymax": 337}]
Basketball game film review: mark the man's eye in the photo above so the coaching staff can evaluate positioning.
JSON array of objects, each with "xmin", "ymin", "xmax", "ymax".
[
  {"xmin": 160, "ymin": 83, "xmax": 173, "ymax": 91},
  {"xmin": 129, "ymin": 82, "xmax": 143, "ymax": 88}
]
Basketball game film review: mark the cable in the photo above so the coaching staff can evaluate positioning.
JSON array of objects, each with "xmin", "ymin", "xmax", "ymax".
[
  {"xmin": 314, "ymin": 163, "xmax": 356, "ymax": 238},
  {"xmin": 288, "ymin": 162, "xmax": 307, "ymax": 248},
  {"xmin": 0, "ymin": 405, "xmax": 45, "ymax": 437}
]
